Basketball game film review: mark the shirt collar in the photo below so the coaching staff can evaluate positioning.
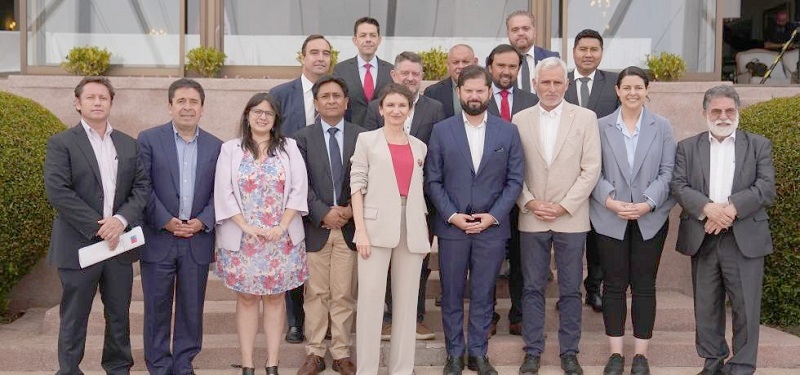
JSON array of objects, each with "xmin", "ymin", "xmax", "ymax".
[
  {"xmin": 575, "ymin": 70, "xmax": 597, "ymax": 82},
  {"xmin": 357, "ymin": 55, "xmax": 378, "ymax": 68},
  {"xmin": 492, "ymin": 83, "xmax": 514, "ymax": 96},
  {"xmin": 80, "ymin": 119, "xmax": 113, "ymax": 138},
  {"xmin": 708, "ymin": 130, "xmax": 737, "ymax": 143},
  {"xmin": 321, "ymin": 118, "xmax": 345, "ymax": 132},
  {"xmin": 538, "ymin": 101, "xmax": 564, "ymax": 118},
  {"xmin": 172, "ymin": 122, "xmax": 200, "ymax": 143},
  {"xmin": 300, "ymin": 73, "xmax": 314, "ymax": 93},
  {"xmin": 461, "ymin": 112, "xmax": 488, "ymax": 129},
  {"xmin": 614, "ymin": 108, "xmax": 644, "ymax": 134}
]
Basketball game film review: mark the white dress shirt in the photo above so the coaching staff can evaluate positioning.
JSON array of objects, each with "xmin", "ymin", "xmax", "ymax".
[
  {"xmin": 491, "ymin": 83, "xmax": 515, "ymax": 114},
  {"xmin": 301, "ymin": 73, "xmax": 316, "ymax": 126},
  {"xmin": 709, "ymin": 132, "xmax": 736, "ymax": 204},
  {"xmin": 539, "ymin": 101, "xmax": 564, "ymax": 166},
  {"xmin": 574, "ymin": 70, "xmax": 596, "ymax": 107},
  {"xmin": 357, "ymin": 55, "xmax": 378, "ymax": 90},
  {"xmin": 404, "ymin": 94, "xmax": 420, "ymax": 134},
  {"xmin": 462, "ymin": 112, "xmax": 487, "ymax": 172},
  {"xmin": 80, "ymin": 120, "xmax": 128, "ymax": 226}
]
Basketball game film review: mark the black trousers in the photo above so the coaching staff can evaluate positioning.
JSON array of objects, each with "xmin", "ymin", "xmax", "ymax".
[{"xmin": 596, "ymin": 220, "xmax": 668, "ymax": 339}]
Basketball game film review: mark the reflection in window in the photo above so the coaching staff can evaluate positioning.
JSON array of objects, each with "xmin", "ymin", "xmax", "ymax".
[
  {"xmin": 222, "ymin": 0, "xmax": 528, "ymax": 66},
  {"xmin": 26, "ymin": 0, "xmax": 180, "ymax": 67},
  {"xmin": 562, "ymin": 0, "xmax": 716, "ymax": 73}
]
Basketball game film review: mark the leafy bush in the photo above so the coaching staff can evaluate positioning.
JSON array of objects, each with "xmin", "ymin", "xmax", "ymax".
[
  {"xmin": 739, "ymin": 96, "xmax": 800, "ymax": 327},
  {"xmin": 186, "ymin": 46, "xmax": 227, "ymax": 78},
  {"xmin": 644, "ymin": 51, "xmax": 686, "ymax": 81},
  {"xmin": 418, "ymin": 46, "xmax": 448, "ymax": 81},
  {"xmin": 0, "ymin": 91, "xmax": 64, "ymax": 313},
  {"xmin": 295, "ymin": 48, "xmax": 339, "ymax": 72},
  {"xmin": 61, "ymin": 45, "xmax": 112, "ymax": 76}
]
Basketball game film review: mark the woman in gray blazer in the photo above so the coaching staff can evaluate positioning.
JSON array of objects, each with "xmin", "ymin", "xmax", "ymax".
[{"xmin": 589, "ymin": 66, "xmax": 676, "ymax": 375}]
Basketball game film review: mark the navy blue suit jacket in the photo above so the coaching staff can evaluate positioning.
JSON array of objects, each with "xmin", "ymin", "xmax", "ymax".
[
  {"xmin": 532, "ymin": 45, "xmax": 560, "ymax": 62},
  {"xmin": 270, "ymin": 78, "xmax": 309, "ymax": 137},
  {"xmin": 425, "ymin": 114, "xmax": 525, "ymax": 240},
  {"xmin": 137, "ymin": 123, "xmax": 222, "ymax": 265}
]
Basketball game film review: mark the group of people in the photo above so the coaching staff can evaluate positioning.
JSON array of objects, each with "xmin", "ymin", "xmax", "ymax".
[{"xmin": 44, "ymin": 10, "xmax": 775, "ymax": 375}]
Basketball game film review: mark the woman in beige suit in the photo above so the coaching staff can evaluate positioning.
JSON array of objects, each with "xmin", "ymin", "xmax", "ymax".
[{"xmin": 351, "ymin": 83, "xmax": 430, "ymax": 375}]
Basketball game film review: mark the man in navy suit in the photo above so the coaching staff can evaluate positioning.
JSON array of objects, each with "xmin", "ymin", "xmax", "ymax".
[
  {"xmin": 563, "ymin": 29, "xmax": 620, "ymax": 314},
  {"xmin": 423, "ymin": 44, "xmax": 478, "ymax": 118},
  {"xmin": 426, "ymin": 65, "xmax": 524, "ymax": 375},
  {"xmin": 137, "ymin": 78, "xmax": 222, "ymax": 374},
  {"xmin": 333, "ymin": 17, "xmax": 393, "ymax": 126},
  {"xmin": 506, "ymin": 10, "xmax": 560, "ymax": 92},
  {"xmin": 270, "ymin": 34, "xmax": 334, "ymax": 343}
]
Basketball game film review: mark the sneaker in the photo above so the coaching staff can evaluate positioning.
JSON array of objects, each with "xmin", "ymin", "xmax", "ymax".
[
  {"xmin": 630, "ymin": 354, "xmax": 650, "ymax": 375},
  {"xmin": 380, "ymin": 322, "xmax": 391, "ymax": 341},
  {"xmin": 416, "ymin": 322, "xmax": 435, "ymax": 340},
  {"xmin": 603, "ymin": 353, "xmax": 624, "ymax": 375},
  {"xmin": 560, "ymin": 354, "xmax": 584, "ymax": 375}
]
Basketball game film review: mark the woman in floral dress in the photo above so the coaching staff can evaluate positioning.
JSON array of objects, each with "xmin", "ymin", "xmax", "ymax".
[{"xmin": 214, "ymin": 92, "xmax": 309, "ymax": 375}]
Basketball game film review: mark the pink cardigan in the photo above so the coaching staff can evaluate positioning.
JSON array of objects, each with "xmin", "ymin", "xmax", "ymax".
[{"xmin": 214, "ymin": 138, "xmax": 308, "ymax": 251}]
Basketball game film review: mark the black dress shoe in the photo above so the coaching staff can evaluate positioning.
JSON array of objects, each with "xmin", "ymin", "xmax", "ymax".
[
  {"xmin": 519, "ymin": 353, "xmax": 541, "ymax": 375},
  {"xmin": 630, "ymin": 354, "xmax": 649, "ymax": 375},
  {"xmin": 265, "ymin": 365, "xmax": 279, "ymax": 375},
  {"xmin": 603, "ymin": 353, "xmax": 624, "ymax": 375},
  {"xmin": 467, "ymin": 356, "xmax": 498, "ymax": 375},
  {"xmin": 443, "ymin": 356, "xmax": 464, "ymax": 375},
  {"xmin": 585, "ymin": 292, "xmax": 603, "ymax": 312},
  {"xmin": 560, "ymin": 354, "xmax": 584, "ymax": 375},
  {"xmin": 284, "ymin": 326, "xmax": 304, "ymax": 343}
]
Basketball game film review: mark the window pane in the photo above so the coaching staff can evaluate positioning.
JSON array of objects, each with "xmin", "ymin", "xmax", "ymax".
[
  {"xmin": 186, "ymin": 0, "xmax": 199, "ymax": 53},
  {"xmin": 222, "ymin": 0, "xmax": 528, "ymax": 66},
  {"xmin": 563, "ymin": 0, "xmax": 717, "ymax": 73},
  {"xmin": 0, "ymin": 0, "xmax": 20, "ymax": 73},
  {"xmin": 26, "ymin": 0, "xmax": 180, "ymax": 67}
]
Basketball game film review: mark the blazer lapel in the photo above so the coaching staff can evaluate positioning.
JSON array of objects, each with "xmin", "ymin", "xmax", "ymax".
[
  {"xmin": 347, "ymin": 59, "xmax": 367, "ymax": 102},
  {"xmin": 409, "ymin": 99, "xmax": 426, "ymax": 137},
  {"xmin": 194, "ymin": 130, "xmax": 213, "ymax": 195},
  {"xmin": 450, "ymin": 119, "xmax": 476, "ymax": 175},
  {"xmin": 110, "ymin": 131, "xmax": 127, "ymax": 208},
  {"xmin": 72, "ymin": 125, "xmax": 102, "ymax": 187},
  {"xmin": 631, "ymin": 109, "xmax": 657, "ymax": 179},
  {"xmin": 603, "ymin": 120, "xmax": 631, "ymax": 184},
  {"xmin": 565, "ymin": 72, "xmax": 579, "ymax": 104},
  {"xmin": 158, "ymin": 125, "xmax": 181, "ymax": 194},
  {"xmin": 698, "ymin": 135, "xmax": 711, "ymax": 196},
  {"xmin": 732, "ymin": 130, "xmax": 747, "ymax": 189},
  {"xmin": 476, "ymin": 119, "xmax": 497, "ymax": 175},
  {"xmin": 311, "ymin": 122, "xmax": 335, "ymax": 184},
  {"xmin": 526, "ymin": 106, "xmax": 547, "ymax": 164},
  {"xmin": 550, "ymin": 105, "xmax": 576, "ymax": 163},
  {"xmin": 587, "ymin": 71, "xmax": 605, "ymax": 109}
]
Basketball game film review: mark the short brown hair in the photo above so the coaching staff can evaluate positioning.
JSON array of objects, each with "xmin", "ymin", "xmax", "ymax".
[
  {"xmin": 74, "ymin": 76, "xmax": 115, "ymax": 100},
  {"xmin": 506, "ymin": 10, "xmax": 536, "ymax": 28}
]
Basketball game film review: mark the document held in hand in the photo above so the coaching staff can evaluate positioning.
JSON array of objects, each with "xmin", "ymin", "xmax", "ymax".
[{"xmin": 78, "ymin": 226, "xmax": 145, "ymax": 268}]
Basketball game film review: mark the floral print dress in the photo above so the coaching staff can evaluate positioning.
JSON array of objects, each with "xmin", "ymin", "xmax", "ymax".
[{"xmin": 215, "ymin": 150, "xmax": 308, "ymax": 295}]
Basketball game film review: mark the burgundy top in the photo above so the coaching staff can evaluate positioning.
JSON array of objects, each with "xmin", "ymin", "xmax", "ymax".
[{"xmin": 388, "ymin": 143, "xmax": 413, "ymax": 197}]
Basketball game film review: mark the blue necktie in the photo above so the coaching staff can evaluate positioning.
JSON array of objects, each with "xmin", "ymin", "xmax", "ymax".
[{"xmin": 327, "ymin": 127, "xmax": 343, "ymax": 201}]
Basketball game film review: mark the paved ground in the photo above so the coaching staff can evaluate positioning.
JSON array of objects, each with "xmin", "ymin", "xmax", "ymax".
[{"xmin": 1, "ymin": 368, "xmax": 797, "ymax": 375}]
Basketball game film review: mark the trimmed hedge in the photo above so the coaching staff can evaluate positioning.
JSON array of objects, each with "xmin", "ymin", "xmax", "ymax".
[
  {"xmin": 0, "ymin": 91, "xmax": 64, "ymax": 313},
  {"xmin": 739, "ymin": 96, "xmax": 800, "ymax": 327}
]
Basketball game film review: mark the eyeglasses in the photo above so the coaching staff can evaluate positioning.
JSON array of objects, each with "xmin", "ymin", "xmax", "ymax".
[
  {"xmin": 708, "ymin": 108, "xmax": 737, "ymax": 119},
  {"xmin": 251, "ymin": 109, "xmax": 275, "ymax": 118}
]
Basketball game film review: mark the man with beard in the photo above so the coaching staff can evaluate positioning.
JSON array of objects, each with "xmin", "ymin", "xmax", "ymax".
[
  {"xmin": 424, "ymin": 44, "xmax": 479, "ymax": 118},
  {"xmin": 506, "ymin": 10, "xmax": 559, "ymax": 93},
  {"xmin": 484, "ymin": 43, "xmax": 538, "ymax": 337},
  {"xmin": 426, "ymin": 65, "xmax": 524, "ymax": 375},
  {"xmin": 671, "ymin": 85, "xmax": 775, "ymax": 375}
]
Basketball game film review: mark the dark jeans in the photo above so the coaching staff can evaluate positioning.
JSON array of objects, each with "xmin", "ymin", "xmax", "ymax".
[
  {"xmin": 384, "ymin": 253, "xmax": 431, "ymax": 323},
  {"xmin": 596, "ymin": 220, "xmax": 668, "ymax": 339}
]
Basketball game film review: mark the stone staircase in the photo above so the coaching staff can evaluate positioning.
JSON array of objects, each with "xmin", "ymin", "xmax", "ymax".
[{"xmin": 2, "ymin": 249, "xmax": 800, "ymax": 372}]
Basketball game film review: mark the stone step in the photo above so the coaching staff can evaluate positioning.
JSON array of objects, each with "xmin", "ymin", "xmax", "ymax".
[
  {"xmin": 4, "ymin": 368, "xmax": 800, "ymax": 375},
  {"xmin": 4, "ymin": 326, "xmax": 800, "ymax": 371},
  {"xmin": 43, "ymin": 292, "xmax": 693, "ymax": 337}
]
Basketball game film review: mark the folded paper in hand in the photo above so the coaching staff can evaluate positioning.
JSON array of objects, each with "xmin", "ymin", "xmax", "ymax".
[{"xmin": 78, "ymin": 226, "xmax": 145, "ymax": 268}]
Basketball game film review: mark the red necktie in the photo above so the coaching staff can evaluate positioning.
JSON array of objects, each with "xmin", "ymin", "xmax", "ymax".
[
  {"xmin": 500, "ymin": 89, "xmax": 511, "ymax": 121},
  {"xmin": 363, "ymin": 63, "xmax": 374, "ymax": 102}
]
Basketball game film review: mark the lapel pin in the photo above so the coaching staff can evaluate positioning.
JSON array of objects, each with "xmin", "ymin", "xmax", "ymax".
[{"xmin": 417, "ymin": 159, "xmax": 423, "ymax": 166}]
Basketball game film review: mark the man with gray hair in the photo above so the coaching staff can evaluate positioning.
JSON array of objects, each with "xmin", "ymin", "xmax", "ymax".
[
  {"xmin": 511, "ymin": 56, "xmax": 601, "ymax": 375},
  {"xmin": 671, "ymin": 85, "xmax": 775, "ymax": 375}
]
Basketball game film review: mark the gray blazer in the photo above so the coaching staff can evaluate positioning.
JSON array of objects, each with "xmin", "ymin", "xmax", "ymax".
[
  {"xmin": 566, "ymin": 69, "xmax": 619, "ymax": 119},
  {"xmin": 590, "ymin": 107, "xmax": 676, "ymax": 240},
  {"xmin": 332, "ymin": 56, "xmax": 393, "ymax": 127},
  {"xmin": 670, "ymin": 130, "xmax": 776, "ymax": 258}
]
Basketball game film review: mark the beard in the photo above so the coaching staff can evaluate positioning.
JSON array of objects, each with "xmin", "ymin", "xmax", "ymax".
[
  {"xmin": 460, "ymin": 98, "xmax": 490, "ymax": 116},
  {"xmin": 707, "ymin": 117, "xmax": 738, "ymax": 138}
]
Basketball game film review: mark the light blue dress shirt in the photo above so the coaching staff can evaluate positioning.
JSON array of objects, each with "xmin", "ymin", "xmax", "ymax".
[
  {"xmin": 173, "ymin": 123, "xmax": 199, "ymax": 220},
  {"xmin": 321, "ymin": 119, "xmax": 345, "ymax": 205}
]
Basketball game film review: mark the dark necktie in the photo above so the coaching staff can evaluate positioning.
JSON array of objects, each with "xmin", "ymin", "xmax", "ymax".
[
  {"xmin": 520, "ymin": 56, "xmax": 531, "ymax": 92},
  {"xmin": 327, "ymin": 127, "xmax": 343, "ymax": 200},
  {"xmin": 500, "ymin": 89, "xmax": 511, "ymax": 121},
  {"xmin": 579, "ymin": 76, "xmax": 591, "ymax": 108}
]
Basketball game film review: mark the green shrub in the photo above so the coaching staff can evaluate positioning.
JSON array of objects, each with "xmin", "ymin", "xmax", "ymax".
[
  {"xmin": 186, "ymin": 46, "xmax": 227, "ymax": 78},
  {"xmin": 61, "ymin": 45, "xmax": 112, "ymax": 76},
  {"xmin": 0, "ymin": 91, "xmax": 64, "ymax": 313},
  {"xmin": 295, "ymin": 48, "xmax": 339, "ymax": 73},
  {"xmin": 418, "ymin": 46, "xmax": 448, "ymax": 81},
  {"xmin": 644, "ymin": 51, "xmax": 686, "ymax": 81},
  {"xmin": 739, "ymin": 96, "xmax": 800, "ymax": 327}
]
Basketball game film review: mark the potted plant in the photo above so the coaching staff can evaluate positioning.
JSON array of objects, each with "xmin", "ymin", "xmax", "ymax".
[
  {"xmin": 645, "ymin": 51, "xmax": 687, "ymax": 81},
  {"xmin": 61, "ymin": 45, "xmax": 112, "ymax": 75},
  {"xmin": 418, "ymin": 47, "xmax": 448, "ymax": 80},
  {"xmin": 185, "ymin": 46, "xmax": 227, "ymax": 78}
]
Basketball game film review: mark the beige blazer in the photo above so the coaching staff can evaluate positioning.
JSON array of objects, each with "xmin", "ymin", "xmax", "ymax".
[
  {"xmin": 350, "ymin": 129, "xmax": 430, "ymax": 254},
  {"xmin": 512, "ymin": 101, "xmax": 601, "ymax": 233}
]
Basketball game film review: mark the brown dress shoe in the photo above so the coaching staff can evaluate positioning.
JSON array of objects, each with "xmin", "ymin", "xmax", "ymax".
[
  {"xmin": 296, "ymin": 354, "xmax": 325, "ymax": 375},
  {"xmin": 508, "ymin": 322, "xmax": 522, "ymax": 336},
  {"xmin": 332, "ymin": 357, "xmax": 356, "ymax": 375}
]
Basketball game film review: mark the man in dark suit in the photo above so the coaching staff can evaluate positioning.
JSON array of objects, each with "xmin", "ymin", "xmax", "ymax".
[
  {"xmin": 563, "ymin": 29, "xmax": 619, "ymax": 313},
  {"xmin": 423, "ymin": 44, "xmax": 478, "ymax": 118},
  {"xmin": 363, "ymin": 51, "xmax": 445, "ymax": 341},
  {"xmin": 333, "ymin": 17, "xmax": 392, "ymax": 126},
  {"xmin": 270, "ymin": 33, "xmax": 334, "ymax": 344},
  {"xmin": 483, "ymin": 43, "xmax": 538, "ymax": 337},
  {"xmin": 272, "ymin": 34, "xmax": 333, "ymax": 138},
  {"xmin": 44, "ymin": 76, "xmax": 149, "ymax": 375},
  {"xmin": 137, "ymin": 78, "xmax": 222, "ymax": 374},
  {"xmin": 671, "ymin": 85, "xmax": 775, "ymax": 375},
  {"xmin": 506, "ymin": 10, "xmax": 560, "ymax": 92},
  {"xmin": 426, "ymin": 65, "xmax": 525, "ymax": 375},
  {"xmin": 294, "ymin": 76, "xmax": 365, "ymax": 375}
]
